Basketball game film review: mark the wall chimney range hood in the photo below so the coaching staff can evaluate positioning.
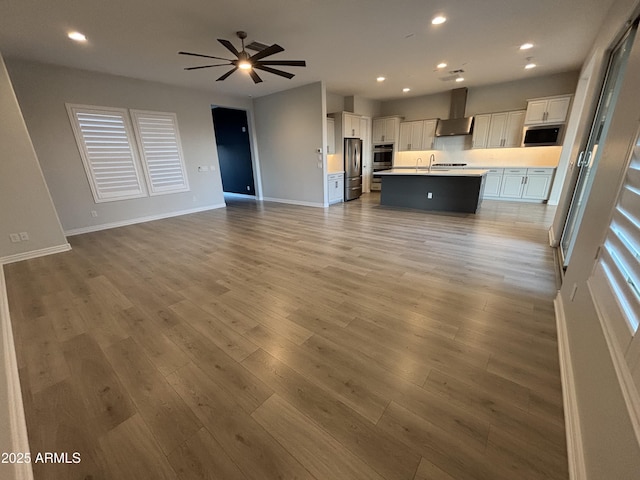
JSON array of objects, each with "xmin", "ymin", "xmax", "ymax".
[{"xmin": 435, "ymin": 88, "xmax": 474, "ymax": 136}]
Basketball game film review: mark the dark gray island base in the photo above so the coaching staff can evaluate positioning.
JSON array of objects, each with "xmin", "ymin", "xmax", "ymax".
[{"xmin": 378, "ymin": 169, "xmax": 488, "ymax": 213}]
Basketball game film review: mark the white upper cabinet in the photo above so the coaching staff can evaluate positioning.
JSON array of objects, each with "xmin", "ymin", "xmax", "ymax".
[
  {"xmin": 474, "ymin": 110, "xmax": 525, "ymax": 149},
  {"xmin": 372, "ymin": 116, "xmax": 401, "ymax": 143},
  {"xmin": 503, "ymin": 110, "xmax": 526, "ymax": 147},
  {"xmin": 472, "ymin": 114, "xmax": 491, "ymax": 149},
  {"xmin": 399, "ymin": 119, "xmax": 437, "ymax": 151},
  {"xmin": 399, "ymin": 121, "xmax": 424, "ymax": 151},
  {"xmin": 524, "ymin": 95, "xmax": 571, "ymax": 125},
  {"xmin": 343, "ymin": 113, "xmax": 362, "ymax": 138},
  {"xmin": 421, "ymin": 120, "xmax": 437, "ymax": 150}
]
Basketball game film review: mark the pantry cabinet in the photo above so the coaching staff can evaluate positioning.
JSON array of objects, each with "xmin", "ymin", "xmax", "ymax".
[{"xmin": 326, "ymin": 117, "xmax": 335, "ymax": 154}]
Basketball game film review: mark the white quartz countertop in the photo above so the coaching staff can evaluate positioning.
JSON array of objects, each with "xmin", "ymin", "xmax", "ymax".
[{"xmin": 376, "ymin": 168, "xmax": 489, "ymax": 177}]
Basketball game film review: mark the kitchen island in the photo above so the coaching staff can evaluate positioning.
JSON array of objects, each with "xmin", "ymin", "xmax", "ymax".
[{"xmin": 377, "ymin": 168, "xmax": 489, "ymax": 213}]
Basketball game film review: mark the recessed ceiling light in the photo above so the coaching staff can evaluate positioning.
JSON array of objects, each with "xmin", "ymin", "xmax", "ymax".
[
  {"xmin": 525, "ymin": 62, "xmax": 537, "ymax": 70},
  {"xmin": 403, "ymin": 88, "xmax": 411, "ymax": 93},
  {"xmin": 520, "ymin": 43, "xmax": 534, "ymax": 50},
  {"xmin": 377, "ymin": 76, "xmax": 386, "ymax": 82},
  {"xmin": 432, "ymin": 16, "xmax": 447, "ymax": 25},
  {"xmin": 68, "ymin": 31, "xmax": 87, "ymax": 42},
  {"xmin": 437, "ymin": 62, "xmax": 447, "ymax": 69},
  {"xmin": 455, "ymin": 77, "xmax": 465, "ymax": 82}
]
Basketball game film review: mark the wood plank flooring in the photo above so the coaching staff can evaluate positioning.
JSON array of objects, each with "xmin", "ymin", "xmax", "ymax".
[{"xmin": 4, "ymin": 193, "xmax": 567, "ymax": 480}]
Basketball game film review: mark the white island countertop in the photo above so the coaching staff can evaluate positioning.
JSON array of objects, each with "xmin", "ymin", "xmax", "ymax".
[{"xmin": 376, "ymin": 168, "xmax": 489, "ymax": 177}]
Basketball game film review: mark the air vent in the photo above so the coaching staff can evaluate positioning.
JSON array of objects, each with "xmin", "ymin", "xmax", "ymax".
[{"xmin": 439, "ymin": 69, "xmax": 465, "ymax": 82}]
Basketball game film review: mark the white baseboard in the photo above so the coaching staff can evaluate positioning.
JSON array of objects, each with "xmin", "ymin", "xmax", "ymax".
[
  {"xmin": 0, "ymin": 266, "xmax": 34, "ymax": 480},
  {"xmin": 0, "ymin": 243, "xmax": 71, "ymax": 266},
  {"xmin": 64, "ymin": 203, "xmax": 227, "ymax": 236},
  {"xmin": 554, "ymin": 293, "xmax": 586, "ymax": 480},
  {"xmin": 262, "ymin": 197, "xmax": 325, "ymax": 208}
]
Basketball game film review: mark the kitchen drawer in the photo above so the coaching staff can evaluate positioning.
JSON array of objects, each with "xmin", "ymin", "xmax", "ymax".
[
  {"xmin": 526, "ymin": 168, "xmax": 555, "ymax": 175},
  {"xmin": 328, "ymin": 173, "xmax": 344, "ymax": 181},
  {"xmin": 485, "ymin": 168, "xmax": 504, "ymax": 174},
  {"xmin": 503, "ymin": 168, "xmax": 527, "ymax": 175}
]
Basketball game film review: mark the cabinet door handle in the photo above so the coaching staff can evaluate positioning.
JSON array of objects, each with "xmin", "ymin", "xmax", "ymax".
[
  {"xmin": 576, "ymin": 151, "xmax": 584, "ymax": 167},
  {"xmin": 408, "ymin": 143, "xmax": 411, "ymax": 150},
  {"xmin": 382, "ymin": 135, "xmax": 385, "ymax": 141},
  {"xmin": 524, "ymin": 177, "xmax": 528, "ymax": 184}
]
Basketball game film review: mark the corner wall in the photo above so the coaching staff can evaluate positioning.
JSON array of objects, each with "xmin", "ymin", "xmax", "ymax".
[
  {"xmin": 253, "ymin": 82, "xmax": 325, "ymax": 206},
  {"xmin": 0, "ymin": 54, "xmax": 68, "ymax": 263}
]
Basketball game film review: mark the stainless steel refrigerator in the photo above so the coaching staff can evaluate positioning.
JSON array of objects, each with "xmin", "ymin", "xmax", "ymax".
[{"xmin": 344, "ymin": 137, "xmax": 362, "ymax": 201}]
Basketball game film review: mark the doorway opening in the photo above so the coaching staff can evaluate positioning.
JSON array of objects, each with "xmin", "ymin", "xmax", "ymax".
[{"xmin": 212, "ymin": 106, "xmax": 256, "ymax": 196}]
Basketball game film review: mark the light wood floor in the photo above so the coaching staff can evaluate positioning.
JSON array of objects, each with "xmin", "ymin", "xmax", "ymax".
[{"xmin": 5, "ymin": 193, "xmax": 567, "ymax": 480}]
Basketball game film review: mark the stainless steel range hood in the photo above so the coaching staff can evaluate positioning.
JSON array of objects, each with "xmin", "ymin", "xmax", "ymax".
[{"xmin": 435, "ymin": 88, "xmax": 474, "ymax": 136}]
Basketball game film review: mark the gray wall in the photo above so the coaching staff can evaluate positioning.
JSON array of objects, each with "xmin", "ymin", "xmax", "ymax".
[
  {"xmin": 6, "ymin": 59, "xmax": 253, "ymax": 234},
  {"xmin": 0, "ymin": 55, "xmax": 67, "ymax": 260},
  {"xmin": 253, "ymin": 82, "xmax": 325, "ymax": 206},
  {"xmin": 380, "ymin": 71, "xmax": 580, "ymax": 120},
  {"xmin": 556, "ymin": 0, "xmax": 640, "ymax": 478}
]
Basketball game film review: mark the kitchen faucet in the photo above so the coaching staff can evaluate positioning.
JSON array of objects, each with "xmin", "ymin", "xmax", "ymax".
[
  {"xmin": 416, "ymin": 157, "xmax": 423, "ymax": 170},
  {"xmin": 429, "ymin": 154, "xmax": 435, "ymax": 172}
]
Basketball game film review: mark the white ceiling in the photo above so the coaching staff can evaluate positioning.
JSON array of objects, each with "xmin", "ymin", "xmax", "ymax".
[{"xmin": 0, "ymin": 0, "xmax": 616, "ymax": 101}]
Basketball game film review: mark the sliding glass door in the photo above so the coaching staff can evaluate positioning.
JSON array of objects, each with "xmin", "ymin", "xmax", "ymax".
[{"xmin": 561, "ymin": 25, "xmax": 637, "ymax": 267}]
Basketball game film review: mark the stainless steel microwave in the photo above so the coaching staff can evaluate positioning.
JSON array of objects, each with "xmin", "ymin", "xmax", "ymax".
[{"xmin": 522, "ymin": 124, "xmax": 564, "ymax": 147}]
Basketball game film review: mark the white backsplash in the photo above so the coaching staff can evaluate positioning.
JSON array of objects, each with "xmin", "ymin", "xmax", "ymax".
[{"xmin": 394, "ymin": 144, "xmax": 562, "ymax": 168}]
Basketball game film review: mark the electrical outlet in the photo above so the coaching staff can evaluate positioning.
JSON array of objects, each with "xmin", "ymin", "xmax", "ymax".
[
  {"xmin": 427, "ymin": 192, "xmax": 433, "ymax": 199},
  {"xmin": 246, "ymin": 186, "xmax": 251, "ymax": 191},
  {"xmin": 9, "ymin": 233, "xmax": 20, "ymax": 243},
  {"xmin": 90, "ymin": 210, "xmax": 98, "ymax": 217},
  {"xmin": 19, "ymin": 232, "xmax": 29, "ymax": 241}
]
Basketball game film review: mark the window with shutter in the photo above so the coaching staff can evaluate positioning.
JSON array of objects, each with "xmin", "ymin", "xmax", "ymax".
[
  {"xmin": 130, "ymin": 110, "xmax": 190, "ymax": 195},
  {"xmin": 66, "ymin": 105, "xmax": 147, "ymax": 203},
  {"xmin": 589, "ymin": 125, "xmax": 640, "ymax": 442}
]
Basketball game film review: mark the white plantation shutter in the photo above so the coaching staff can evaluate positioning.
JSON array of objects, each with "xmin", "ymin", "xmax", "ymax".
[
  {"xmin": 66, "ymin": 105, "xmax": 147, "ymax": 202},
  {"xmin": 589, "ymin": 127, "xmax": 640, "ymax": 424},
  {"xmin": 130, "ymin": 110, "xmax": 189, "ymax": 195},
  {"xmin": 592, "ymin": 132, "xmax": 640, "ymax": 342}
]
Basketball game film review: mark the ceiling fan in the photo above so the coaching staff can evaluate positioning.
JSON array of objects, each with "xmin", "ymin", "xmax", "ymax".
[{"xmin": 179, "ymin": 31, "xmax": 306, "ymax": 84}]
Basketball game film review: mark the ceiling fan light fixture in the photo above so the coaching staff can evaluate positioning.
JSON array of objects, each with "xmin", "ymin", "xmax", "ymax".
[
  {"xmin": 238, "ymin": 60, "xmax": 252, "ymax": 70},
  {"xmin": 68, "ymin": 31, "xmax": 87, "ymax": 42}
]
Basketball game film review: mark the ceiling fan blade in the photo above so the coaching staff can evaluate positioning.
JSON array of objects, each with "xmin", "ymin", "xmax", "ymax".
[
  {"xmin": 250, "ymin": 44, "xmax": 285, "ymax": 61},
  {"xmin": 217, "ymin": 39, "xmax": 240, "ymax": 57},
  {"xmin": 254, "ymin": 65, "xmax": 295, "ymax": 79},
  {"xmin": 248, "ymin": 69, "xmax": 263, "ymax": 84},
  {"xmin": 256, "ymin": 60, "xmax": 306, "ymax": 67},
  {"xmin": 217, "ymin": 67, "xmax": 238, "ymax": 81},
  {"xmin": 179, "ymin": 51, "xmax": 232, "ymax": 61},
  {"xmin": 185, "ymin": 63, "xmax": 231, "ymax": 70}
]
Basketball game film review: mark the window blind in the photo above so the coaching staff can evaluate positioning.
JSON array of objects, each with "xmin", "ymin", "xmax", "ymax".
[
  {"xmin": 67, "ymin": 105, "xmax": 147, "ymax": 203},
  {"xmin": 596, "ymin": 136, "xmax": 640, "ymax": 336},
  {"xmin": 130, "ymin": 110, "xmax": 190, "ymax": 195}
]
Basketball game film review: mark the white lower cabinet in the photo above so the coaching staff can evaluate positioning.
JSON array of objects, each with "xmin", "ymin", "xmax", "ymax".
[
  {"xmin": 500, "ymin": 168, "xmax": 527, "ymax": 198},
  {"xmin": 483, "ymin": 167, "xmax": 555, "ymax": 201},
  {"xmin": 482, "ymin": 168, "xmax": 504, "ymax": 197},
  {"xmin": 328, "ymin": 173, "xmax": 344, "ymax": 204},
  {"xmin": 522, "ymin": 168, "xmax": 555, "ymax": 200}
]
